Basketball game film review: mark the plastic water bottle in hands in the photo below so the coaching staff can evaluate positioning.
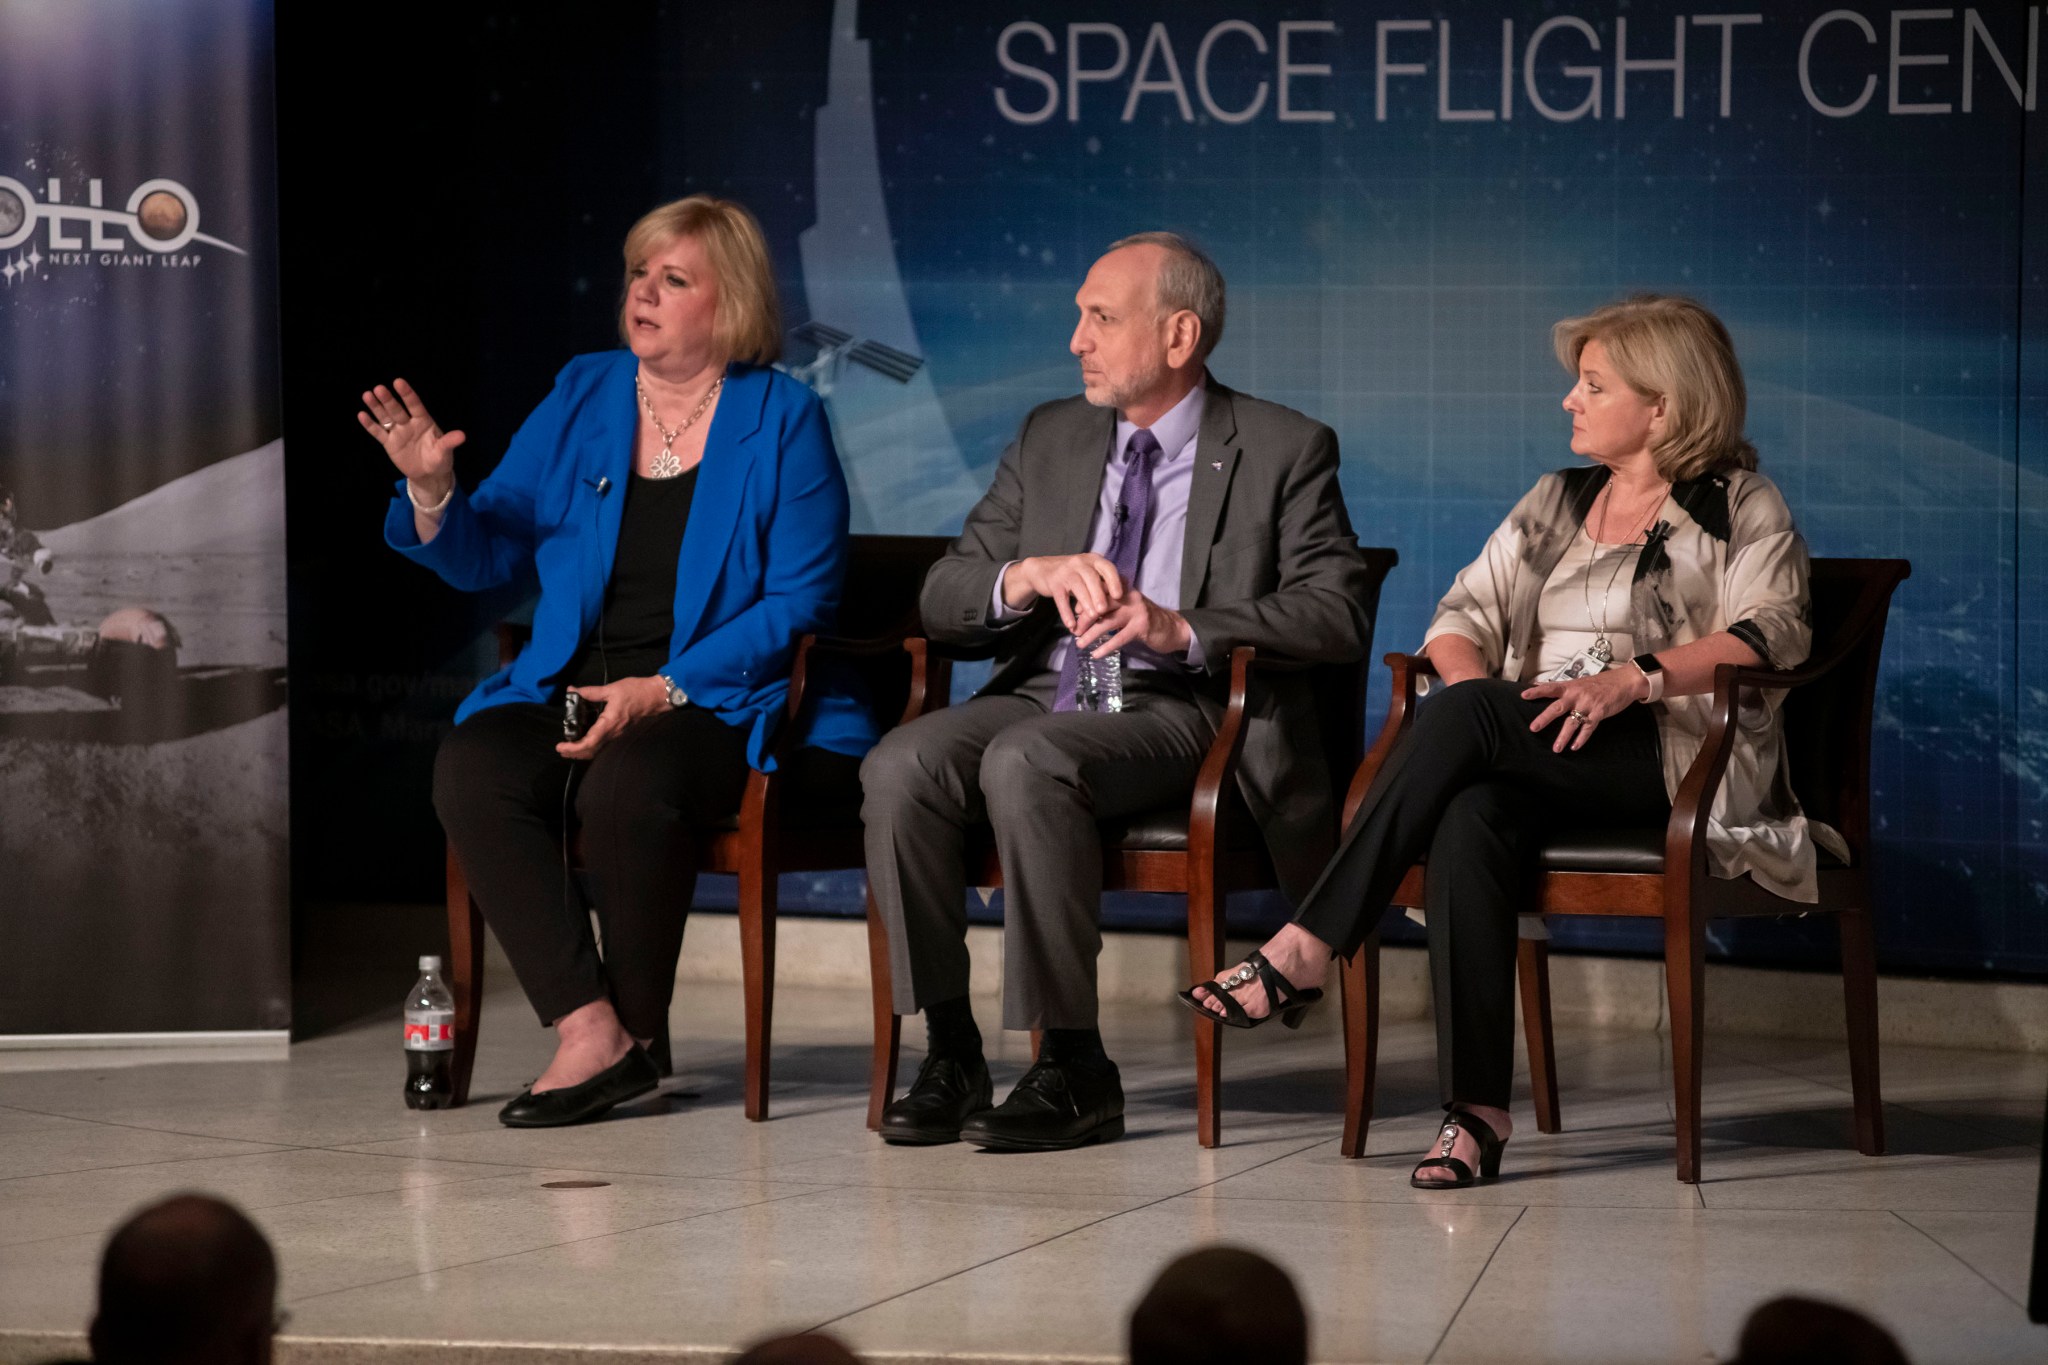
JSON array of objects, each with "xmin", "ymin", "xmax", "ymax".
[{"xmin": 1077, "ymin": 648, "xmax": 1125, "ymax": 713}]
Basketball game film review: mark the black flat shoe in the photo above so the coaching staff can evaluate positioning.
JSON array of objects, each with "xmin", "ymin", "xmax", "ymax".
[
  {"xmin": 1409, "ymin": 1108, "xmax": 1507, "ymax": 1189},
  {"xmin": 498, "ymin": 1045, "xmax": 661, "ymax": 1128},
  {"xmin": 1177, "ymin": 949, "xmax": 1325, "ymax": 1030},
  {"xmin": 961, "ymin": 1057, "xmax": 1124, "ymax": 1152},
  {"xmin": 879, "ymin": 1052, "xmax": 994, "ymax": 1145}
]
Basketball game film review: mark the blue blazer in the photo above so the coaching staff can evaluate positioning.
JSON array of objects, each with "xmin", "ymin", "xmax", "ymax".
[{"xmin": 385, "ymin": 352, "xmax": 876, "ymax": 767}]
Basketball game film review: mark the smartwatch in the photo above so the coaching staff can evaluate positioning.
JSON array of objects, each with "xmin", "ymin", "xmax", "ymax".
[
  {"xmin": 660, "ymin": 673, "xmax": 689, "ymax": 709},
  {"xmin": 1630, "ymin": 653, "xmax": 1666, "ymax": 703}
]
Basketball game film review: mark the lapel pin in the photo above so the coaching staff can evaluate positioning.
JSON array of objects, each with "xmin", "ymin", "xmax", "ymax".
[{"xmin": 1210, "ymin": 460, "xmax": 1223, "ymax": 471}]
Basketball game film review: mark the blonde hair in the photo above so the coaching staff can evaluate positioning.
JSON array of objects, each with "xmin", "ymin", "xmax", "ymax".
[
  {"xmin": 1552, "ymin": 295, "xmax": 1757, "ymax": 480},
  {"xmin": 619, "ymin": 195, "xmax": 782, "ymax": 365}
]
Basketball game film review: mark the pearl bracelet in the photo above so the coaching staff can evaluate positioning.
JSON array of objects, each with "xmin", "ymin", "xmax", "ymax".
[{"xmin": 407, "ymin": 480, "xmax": 454, "ymax": 516}]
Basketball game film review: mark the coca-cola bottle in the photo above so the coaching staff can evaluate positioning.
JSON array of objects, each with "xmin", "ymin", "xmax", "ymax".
[{"xmin": 402, "ymin": 955, "xmax": 455, "ymax": 1110}]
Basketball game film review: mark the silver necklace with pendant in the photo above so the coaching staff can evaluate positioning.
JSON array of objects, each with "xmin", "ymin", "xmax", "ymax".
[
  {"xmin": 637, "ymin": 372, "xmax": 723, "ymax": 479},
  {"xmin": 1546, "ymin": 480, "xmax": 1666, "ymax": 683}
]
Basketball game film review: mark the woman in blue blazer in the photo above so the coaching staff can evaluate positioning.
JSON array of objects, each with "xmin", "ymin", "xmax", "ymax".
[{"xmin": 362, "ymin": 196, "xmax": 872, "ymax": 1127}]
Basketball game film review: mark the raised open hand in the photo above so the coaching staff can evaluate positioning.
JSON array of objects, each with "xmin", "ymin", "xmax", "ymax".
[{"xmin": 358, "ymin": 379, "xmax": 466, "ymax": 498}]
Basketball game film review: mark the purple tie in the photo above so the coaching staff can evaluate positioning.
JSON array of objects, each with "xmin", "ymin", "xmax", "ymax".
[{"xmin": 1054, "ymin": 427, "xmax": 1162, "ymax": 712}]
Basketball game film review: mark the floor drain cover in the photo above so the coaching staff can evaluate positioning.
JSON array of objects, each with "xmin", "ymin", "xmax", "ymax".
[{"xmin": 540, "ymin": 1180, "xmax": 611, "ymax": 1189}]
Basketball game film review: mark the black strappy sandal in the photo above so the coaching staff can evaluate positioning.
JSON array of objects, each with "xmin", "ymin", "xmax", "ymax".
[
  {"xmin": 1409, "ymin": 1108, "xmax": 1507, "ymax": 1189},
  {"xmin": 1176, "ymin": 949, "xmax": 1325, "ymax": 1030}
]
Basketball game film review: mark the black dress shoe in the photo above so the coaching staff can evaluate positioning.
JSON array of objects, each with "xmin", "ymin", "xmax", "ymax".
[
  {"xmin": 961, "ymin": 1057, "xmax": 1124, "ymax": 1152},
  {"xmin": 880, "ymin": 1052, "xmax": 994, "ymax": 1145},
  {"xmin": 498, "ymin": 1045, "xmax": 660, "ymax": 1128}
]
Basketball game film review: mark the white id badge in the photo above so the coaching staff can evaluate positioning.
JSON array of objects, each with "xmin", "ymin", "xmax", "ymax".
[{"xmin": 1542, "ymin": 649, "xmax": 1610, "ymax": 684}]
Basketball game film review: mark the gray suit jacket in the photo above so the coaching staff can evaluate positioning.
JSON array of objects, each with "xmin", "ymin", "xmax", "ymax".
[{"xmin": 920, "ymin": 375, "xmax": 1373, "ymax": 901}]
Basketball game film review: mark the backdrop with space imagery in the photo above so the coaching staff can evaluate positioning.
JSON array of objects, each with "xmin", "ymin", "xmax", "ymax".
[
  {"xmin": 0, "ymin": 0, "xmax": 288, "ymax": 1034},
  {"xmin": 664, "ymin": 0, "xmax": 2044, "ymax": 976}
]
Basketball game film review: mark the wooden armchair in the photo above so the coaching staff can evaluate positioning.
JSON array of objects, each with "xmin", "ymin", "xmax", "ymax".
[
  {"xmin": 442, "ymin": 533, "xmax": 953, "ymax": 1118},
  {"xmin": 1337, "ymin": 557, "xmax": 1911, "ymax": 1182},
  {"xmin": 865, "ymin": 547, "xmax": 1399, "ymax": 1148}
]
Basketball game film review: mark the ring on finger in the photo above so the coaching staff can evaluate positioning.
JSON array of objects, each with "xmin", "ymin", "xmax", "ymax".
[
  {"xmin": 1568, "ymin": 709, "xmax": 1591, "ymax": 722},
  {"xmin": 381, "ymin": 421, "xmax": 394, "ymax": 430}
]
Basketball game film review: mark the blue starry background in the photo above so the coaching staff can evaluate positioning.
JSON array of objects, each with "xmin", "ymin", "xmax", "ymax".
[{"xmin": 675, "ymin": 0, "xmax": 2045, "ymax": 978}]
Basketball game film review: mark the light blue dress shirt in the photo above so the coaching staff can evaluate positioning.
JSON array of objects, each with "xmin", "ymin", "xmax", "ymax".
[{"xmin": 991, "ymin": 380, "xmax": 1209, "ymax": 674}]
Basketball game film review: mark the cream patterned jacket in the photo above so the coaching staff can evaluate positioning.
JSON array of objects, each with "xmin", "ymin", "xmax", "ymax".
[{"xmin": 1424, "ymin": 464, "xmax": 1848, "ymax": 902}]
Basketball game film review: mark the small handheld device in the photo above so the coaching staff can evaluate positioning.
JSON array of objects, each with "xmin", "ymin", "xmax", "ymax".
[{"xmin": 562, "ymin": 690, "xmax": 604, "ymax": 742}]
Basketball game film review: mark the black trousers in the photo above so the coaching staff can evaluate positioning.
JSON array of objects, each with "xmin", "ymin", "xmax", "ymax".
[
  {"xmin": 1294, "ymin": 678, "xmax": 1668, "ymax": 1110},
  {"xmin": 432, "ymin": 702, "xmax": 752, "ymax": 1037}
]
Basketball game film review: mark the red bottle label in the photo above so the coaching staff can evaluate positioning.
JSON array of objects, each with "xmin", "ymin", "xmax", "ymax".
[{"xmin": 404, "ymin": 1010, "xmax": 455, "ymax": 1051}]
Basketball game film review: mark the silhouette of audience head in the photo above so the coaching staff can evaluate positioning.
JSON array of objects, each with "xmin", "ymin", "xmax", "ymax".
[
  {"xmin": 1129, "ymin": 1244, "xmax": 1306, "ymax": 1365},
  {"xmin": 1731, "ymin": 1295, "xmax": 1910, "ymax": 1365},
  {"xmin": 731, "ymin": 1331, "xmax": 863, "ymax": 1364},
  {"xmin": 88, "ymin": 1194, "xmax": 279, "ymax": 1365}
]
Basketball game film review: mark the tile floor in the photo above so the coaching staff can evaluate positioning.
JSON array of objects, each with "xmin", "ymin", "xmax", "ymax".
[{"xmin": 0, "ymin": 975, "xmax": 2040, "ymax": 1364}]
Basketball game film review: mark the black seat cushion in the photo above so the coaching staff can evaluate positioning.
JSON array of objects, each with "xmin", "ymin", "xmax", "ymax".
[
  {"xmin": 1539, "ymin": 827, "xmax": 1667, "ymax": 873},
  {"xmin": 1100, "ymin": 804, "xmax": 1264, "ymax": 853},
  {"xmin": 1538, "ymin": 826, "xmax": 1849, "ymax": 873}
]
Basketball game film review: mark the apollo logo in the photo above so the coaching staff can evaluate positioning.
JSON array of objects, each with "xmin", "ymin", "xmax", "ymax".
[{"xmin": 0, "ymin": 174, "xmax": 247, "ymax": 290}]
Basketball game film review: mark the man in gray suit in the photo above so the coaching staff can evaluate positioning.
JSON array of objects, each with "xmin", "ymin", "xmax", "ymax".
[{"xmin": 861, "ymin": 232, "xmax": 1371, "ymax": 1150}]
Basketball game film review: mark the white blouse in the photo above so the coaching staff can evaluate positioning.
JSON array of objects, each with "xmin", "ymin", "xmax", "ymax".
[
  {"xmin": 1423, "ymin": 466, "xmax": 1846, "ymax": 903},
  {"xmin": 1527, "ymin": 526, "xmax": 1642, "ymax": 683}
]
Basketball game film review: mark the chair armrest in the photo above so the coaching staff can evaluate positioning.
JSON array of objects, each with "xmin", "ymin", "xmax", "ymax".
[
  {"xmin": 799, "ymin": 632, "xmax": 923, "ymax": 660},
  {"xmin": 892, "ymin": 635, "xmax": 1014, "ymax": 723},
  {"xmin": 777, "ymin": 633, "xmax": 826, "ymax": 728},
  {"xmin": 1340, "ymin": 652, "xmax": 1436, "ymax": 826},
  {"xmin": 1665, "ymin": 602, "xmax": 1896, "ymax": 880},
  {"xmin": 1666, "ymin": 666, "xmax": 1742, "ymax": 882},
  {"xmin": 890, "ymin": 636, "xmax": 953, "ymax": 725},
  {"xmin": 1231, "ymin": 653, "xmax": 1318, "ymax": 677},
  {"xmin": 751, "ymin": 627, "xmax": 933, "ymax": 830},
  {"xmin": 1186, "ymin": 646, "xmax": 1316, "ymax": 862},
  {"xmin": 777, "ymin": 625, "xmax": 936, "ymax": 742}
]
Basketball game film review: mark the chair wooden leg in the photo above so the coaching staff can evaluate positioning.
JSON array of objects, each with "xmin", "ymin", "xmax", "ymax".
[
  {"xmin": 444, "ymin": 845, "xmax": 484, "ymax": 1108},
  {"xmin": 865, "ymin": 888, "xmax": 900, "ymax": 1131},
  {"xmin": 1664, "ymin": 904, "xmax": 1707, "ymax": 1183},
  {"xmin": 739, "ymin": 859, "xmax": 777, "ymax": 1123},
  {"xmin": 1517, "ymin": 936, "xmax": 1562, "ymax": 1135},
  {"xmin": 1339, "ymin": 932, "xmax": 1381, "ymax": 1158},
  {"xmin": 1838, "ymin": 907, "xmax": 1886, "ymax": 1156},
  {"xmin": 1186, "ymin": 883, "xmax": 1225, "ymax": 1149}
]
